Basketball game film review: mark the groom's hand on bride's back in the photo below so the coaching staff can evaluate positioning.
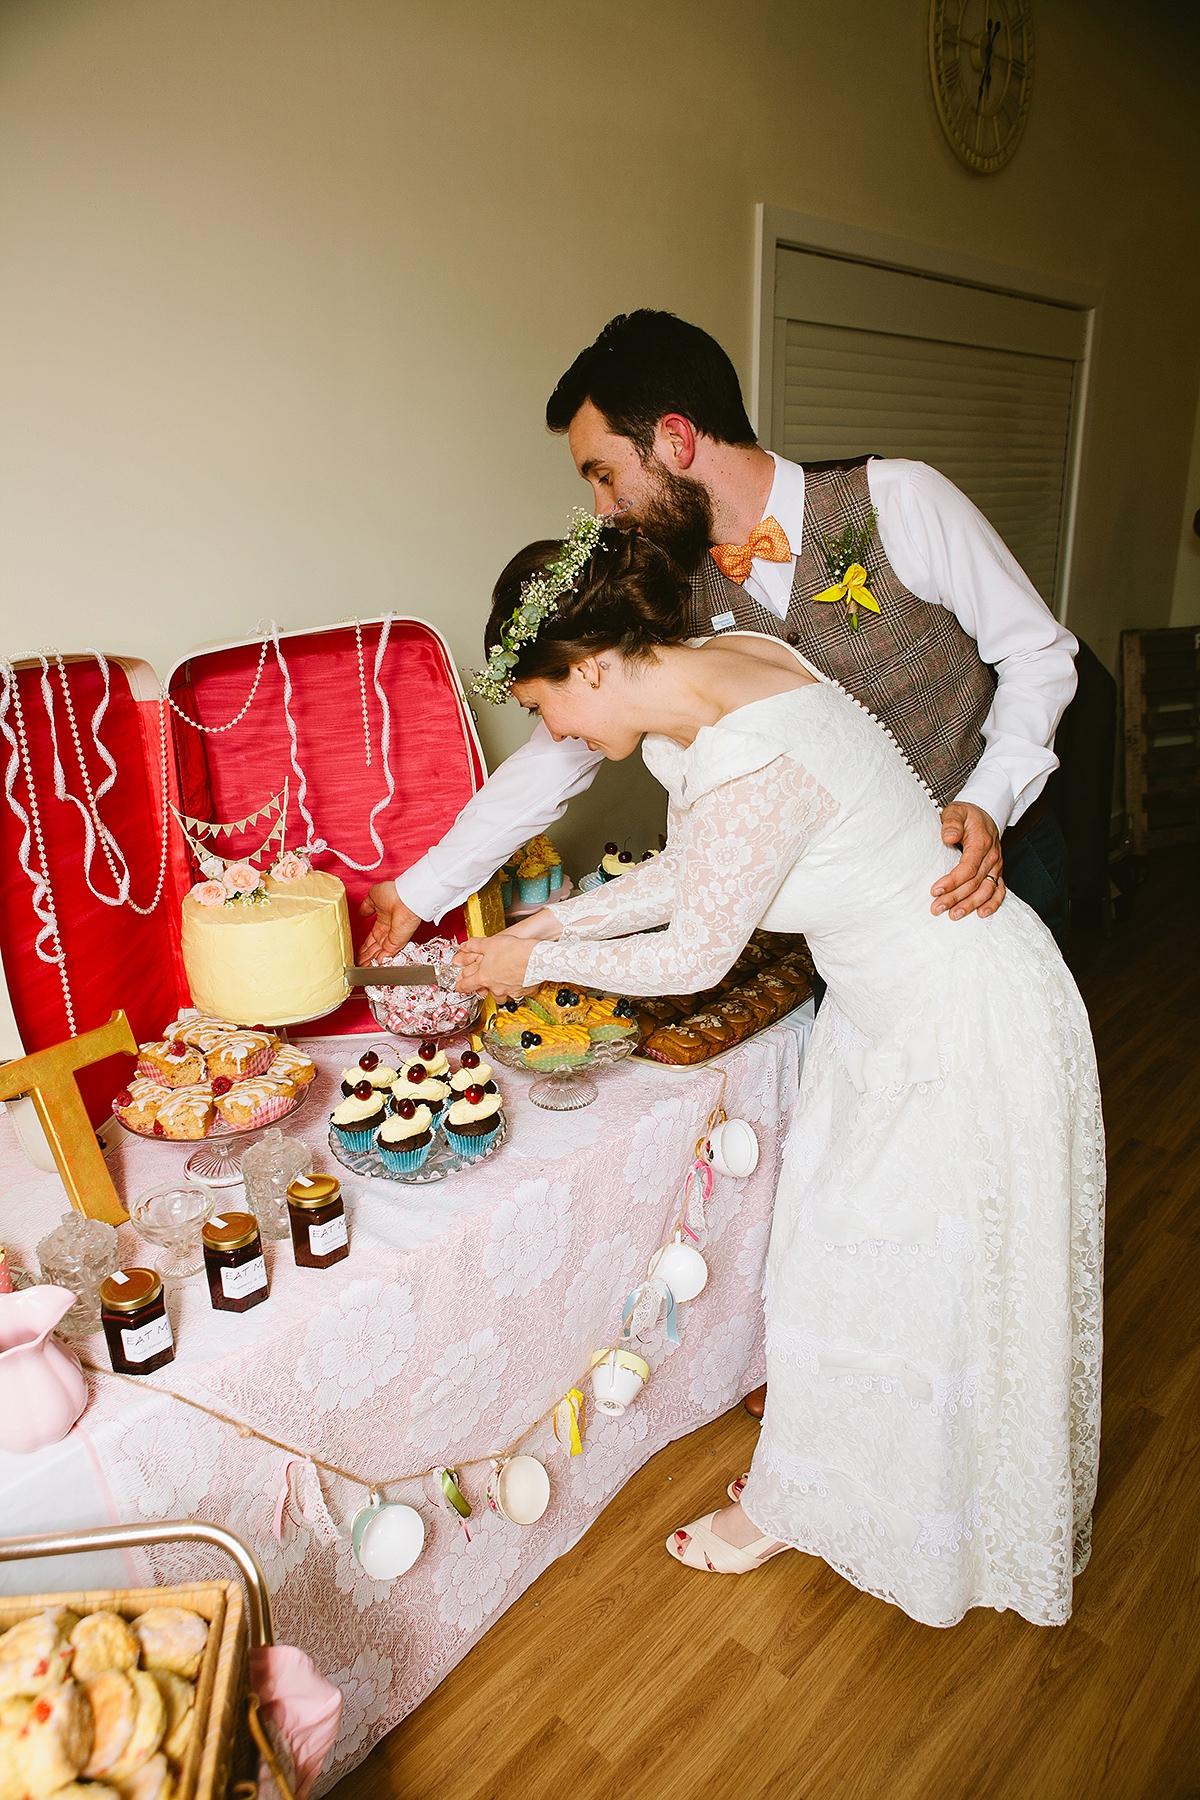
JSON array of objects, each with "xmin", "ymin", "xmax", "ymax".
[{"xmin": 932, "ymin": 803, "xmax": 1006, "ymax": 921}]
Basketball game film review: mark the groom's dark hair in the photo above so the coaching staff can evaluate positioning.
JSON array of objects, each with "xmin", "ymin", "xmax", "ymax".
[{"xmin": 545, "ymin": 310, "xmax": 756, "ymax": 460}]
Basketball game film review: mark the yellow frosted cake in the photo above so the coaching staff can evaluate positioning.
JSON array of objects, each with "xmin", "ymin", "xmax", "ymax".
[{"xmin": 181, "ymin": 871, "xmax": 352, "ymax": 1026}]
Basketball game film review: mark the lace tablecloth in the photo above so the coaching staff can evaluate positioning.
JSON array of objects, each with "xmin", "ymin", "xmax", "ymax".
[{"xmin": 0, "ymin": 1009, "xmax": 811, "ymax": 1791}]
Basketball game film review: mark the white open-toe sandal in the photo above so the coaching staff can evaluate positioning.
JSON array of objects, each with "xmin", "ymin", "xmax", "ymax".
[{"xmin": 666, "ymin": 1511, "xmax": 791, "ymax": 1574}]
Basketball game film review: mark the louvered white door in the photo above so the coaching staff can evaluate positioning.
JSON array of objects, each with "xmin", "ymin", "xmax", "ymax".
[{"xmin": 770, "ymin": 247, "xmax": 1090, "ymax": 607}]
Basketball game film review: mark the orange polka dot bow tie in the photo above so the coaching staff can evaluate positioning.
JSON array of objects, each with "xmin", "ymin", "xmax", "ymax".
[{"xmin": 708, "ymin": 516, "xmax": 792, "ymax": 585}]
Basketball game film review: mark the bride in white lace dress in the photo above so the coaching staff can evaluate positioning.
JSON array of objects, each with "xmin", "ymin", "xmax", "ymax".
[{"xmin": 458, "ymin": 528, "xmax": 1104, "ymax": 1630}]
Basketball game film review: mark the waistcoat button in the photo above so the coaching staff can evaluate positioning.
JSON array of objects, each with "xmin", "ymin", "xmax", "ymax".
[{"xmin": 786, "ymin": 630, "xmax": 800, "ymax": 646}]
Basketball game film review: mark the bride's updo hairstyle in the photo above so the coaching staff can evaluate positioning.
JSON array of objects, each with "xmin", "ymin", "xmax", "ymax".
[{"xmin": 484, "ymin": 530, "xmax": 690, "ymax": 687}]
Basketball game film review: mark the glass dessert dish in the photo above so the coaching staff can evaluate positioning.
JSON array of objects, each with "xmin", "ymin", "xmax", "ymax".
[
  {"xmin": 127, "ymin": 1182, "xmax": 217, "ymax": 1280},
  {"xmin": 362, "ymin": 939, "xmax": 483, "ymax": 1042},
  {"xmin": 482, "ymin": 1029, "xmax": 635, "ymax": 1110},
  {"xmin": 36, "ymin": 1212, "xmax": 121, "ymax": 1338}
]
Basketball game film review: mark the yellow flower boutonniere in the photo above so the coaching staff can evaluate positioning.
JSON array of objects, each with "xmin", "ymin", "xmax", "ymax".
[{"xmin": 811, "ymin": 562, "xmax": 880, "ymax": 633}]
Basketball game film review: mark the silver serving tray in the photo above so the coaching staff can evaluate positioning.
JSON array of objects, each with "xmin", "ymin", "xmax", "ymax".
[{"xmin": 327, "ymin": 1114, "xmax": 506, "ymax": 1186}]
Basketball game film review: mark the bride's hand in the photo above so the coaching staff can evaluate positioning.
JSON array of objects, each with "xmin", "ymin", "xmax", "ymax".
[
  {"xmin": 452, "ymin": 925, "xmax": 551, "ymax": 1000},
  {"xmin": 502, "ymin": 907, "xmax": 564, "ymax": 942}
]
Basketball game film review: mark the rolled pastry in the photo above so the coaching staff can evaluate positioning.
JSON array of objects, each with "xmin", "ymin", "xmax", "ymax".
[
  {"xmin": 6, "ymin": 1679, "xmax": 93, "ymax": 1797},
  {"xmin": 80, "ymin": 1672, "xmax": 136, "ymax": 1778},
  {"xmin": 0, "ymin": 1610, "xmax": 78, "ymax": 1701},
  {"xmin": 110, "ymin": 1749, "xmax": 175, "ymax": 1800},
  {"xmin": 147, "ymin": 1673, "xmax": 194, "ymax": 1766},
  {"xmin": 105, "ymin": 1672, "xmax": 165, "ymax": 1782},
  {"xmin": 131, "ymin": 1611, "xmax": 207, "ymax": 1683},
  {"xmin": 69, "ymin": 1613, "xmax": 140, "ymax": 1682}
]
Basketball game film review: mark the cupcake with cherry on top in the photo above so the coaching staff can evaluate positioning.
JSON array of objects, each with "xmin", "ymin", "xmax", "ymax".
[
  {"xmin": 340, "ymin": 1047, "xmax": 399, "ymax": 1097},
  {"xmin": 450, "ymin": 1048, "xmax": 498, "ymax": 1097},
  {"xmin": 331, "ymin": 1079, "xmax": 389, "ymax": 1151},
  {"xmin": 444, "ymin": 1083, "xmax": 504, "ymax": 1159},
  {"xmin": 391, "ymin": 1061, "xmax": 451, "ymax": 1125},
  {"xmin": 401, "ymin": 1039, "xmax": 451, "ymax": 1082},
  {"xmin": 377, "ymin": 1098, "xmax": 435, "ymax": 1172},
  {"xmin": 600, "ymin": 843, "xmax": 636, "ymax": 882}
]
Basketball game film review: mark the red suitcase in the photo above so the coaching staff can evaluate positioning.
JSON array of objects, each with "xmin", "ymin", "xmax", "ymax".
[{"xmin": 1, "ymin": 616, "xmax": 492, "ymax": 1129}]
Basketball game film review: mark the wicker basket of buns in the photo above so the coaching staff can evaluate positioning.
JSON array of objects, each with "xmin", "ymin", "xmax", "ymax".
[{"xmin": 0, "ymin": 1522, "xmax": 271, "ymax": 1800}]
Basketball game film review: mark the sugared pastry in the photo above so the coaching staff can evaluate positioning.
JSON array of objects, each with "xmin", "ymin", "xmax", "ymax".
[
  {"xmin": 444, "ymin": 1086, "xmax": 503, "ymax": 1158},
  {"xmin": 330, "ymin": 1085, "xmax": 388, "ymax": 1152},
  {"xmin": 42, "ymin": 1786, "xmax": 120, "ymax": 1800},
  {"xmin": 339, "ymin": 1048, "xmax": 398, "ymax": 1097},
  {"xmin": 213, "ymin": 1076, "xmax": 293, "ymax": 1131},
  {"xmin": 266, "ymin": 1045, "xmax": 317, "ymax": 1090},
  {"xmin": 520, "ymin": 1022, "xmax": 591, "ymax": 1068},
  {"xmin": 450, "ymin": 1050, "xmax": 497, "ymax": 1096},
  {"xmin": 112, "ymin": 1080, "xmax": 170, "ymax": 1134},
  {"xmin": 528, "ymin": 983, "xmax": 589, "ymax": 1026},
  {"xmin": 0, "ymin": 1608, "xmax": 78, "ymax": 1700},
  {"xmin": 130, "ymin": 1610, "xmax": 208, "ymax": 1684},
  {"xmin": 204, "ymin": 1030, "xmax": 274, "ymax": 1084},
  {"xmin": 148, "ymin": 1671, "xmax": 194, "ymax": 1765},
  {"xmin": 377, "ymin": 1100, "xmax": 435, "ymax": 1173},
  {"xmin": 153, "ymin": 1086, "xmax": 215, "ymax": 1142},
  {"xmin": 581, "ymin": 996, "xmax": 638, "ymax": 1041},
  {"xmin": 105, "ymin": 1669, "xmax": 165, "ymax": 1782},
  {"xmin": 80, "ymin": 1671, "xmax": 137, "ymax": 1777},
  {"xmin": 392, "ymin": 1064, "xmax": 450, "ymax": 1119},
  {"xmin": 136, "ymin": 1041, "xmax": 206, "ymax": 1089},
  {"xmin": 68, "ymin": 1612, "xmax": 140, "ymax": 1683},
  {"xmin": 5, "ymin": 1678, "xmax": 93, "ymax": 1795},
  {"xmin": 110, "ymin": 1747, "xmax": 173, "ymax": 1799}
]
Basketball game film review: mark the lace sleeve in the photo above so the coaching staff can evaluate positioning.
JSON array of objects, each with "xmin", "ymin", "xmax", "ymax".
[
  {"xmin": 535, "ymin": 804, "xmax": 684, "ymax": 942},
  {"xmin": 525, "ymin": 757, "xmax": 838, "ymax": 996}
]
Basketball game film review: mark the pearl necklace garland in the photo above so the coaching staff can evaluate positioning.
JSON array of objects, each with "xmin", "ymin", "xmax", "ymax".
[{"xmin": 0, "ymin": 663, "xmax": 77, "ymax": 1034}]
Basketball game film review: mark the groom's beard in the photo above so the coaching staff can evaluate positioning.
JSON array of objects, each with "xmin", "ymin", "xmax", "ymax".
[{"xmin": 627, "ymin": 460, "xmax": 715, "ymax": 571}]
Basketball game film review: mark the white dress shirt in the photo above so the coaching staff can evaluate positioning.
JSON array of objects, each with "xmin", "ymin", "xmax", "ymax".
[{"xmin": 398, "ymin": 455, "xmax": 1078, "ymax": 923}]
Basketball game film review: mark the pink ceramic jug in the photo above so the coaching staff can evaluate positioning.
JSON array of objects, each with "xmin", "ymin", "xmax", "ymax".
[{"xmin": 0, "ymin": 1285, "xmax": 88, "ymax": 1454}]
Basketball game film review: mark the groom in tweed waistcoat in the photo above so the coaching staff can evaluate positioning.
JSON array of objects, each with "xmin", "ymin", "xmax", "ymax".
[{"xmin": 544, "ymin": 310, "xmax": 1077, "ymax": 944}]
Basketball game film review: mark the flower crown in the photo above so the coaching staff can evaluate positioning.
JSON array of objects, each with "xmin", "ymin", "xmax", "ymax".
[{"xmin": 470, "ymin": 508, "xmax": 615, "ymax": 706}]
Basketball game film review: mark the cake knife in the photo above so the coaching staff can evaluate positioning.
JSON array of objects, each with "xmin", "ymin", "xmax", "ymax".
[{"xmin": 344, "ymin": 965, "xmax": 442, "ymax": 986}]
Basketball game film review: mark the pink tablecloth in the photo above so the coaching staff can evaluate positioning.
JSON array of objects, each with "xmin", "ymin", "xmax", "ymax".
[{"xmin": 0, "ymin": 1011, "xmax": 811, "ymax": 1791}]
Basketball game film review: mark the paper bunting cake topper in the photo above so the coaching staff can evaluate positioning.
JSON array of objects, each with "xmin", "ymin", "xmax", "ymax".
[{"xmin": 171, "ymin": 783, "xmax": 290, "ymax": 871}]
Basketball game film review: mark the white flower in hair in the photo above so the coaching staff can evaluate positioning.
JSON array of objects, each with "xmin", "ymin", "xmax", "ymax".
[{"xmin": 470, "ymin": 508, "xmax": 617, "ymax": 706}]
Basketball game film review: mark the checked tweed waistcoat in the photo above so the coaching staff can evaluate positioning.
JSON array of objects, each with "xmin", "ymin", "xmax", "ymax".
[{"xmin": 685, "ymin": 458, "xmax": 997, "ymax": 808}]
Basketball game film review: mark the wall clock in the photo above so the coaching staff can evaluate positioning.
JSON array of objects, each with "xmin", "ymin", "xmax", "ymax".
[{"xmin": 929, "ymin": 0, "xmax": 1034, "ymax": 174}]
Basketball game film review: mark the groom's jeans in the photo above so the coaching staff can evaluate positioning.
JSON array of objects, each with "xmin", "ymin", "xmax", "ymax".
[{"xmin": 809, "ymin": 808, "xmax": 1072, "ymax": 1012}]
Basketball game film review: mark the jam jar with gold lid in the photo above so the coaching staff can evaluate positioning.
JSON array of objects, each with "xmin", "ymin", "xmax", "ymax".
[
  {"xmin": 202, "ymin": 1212, "xmax": 270, "ymax": 1313},
  {"xmin": 100, "ymin": 1268, "xmax": 176, "ymax": 1374},
  {"xmin": 287, "ymin": 1174, "xmax": 350, "ymax": 1270}
]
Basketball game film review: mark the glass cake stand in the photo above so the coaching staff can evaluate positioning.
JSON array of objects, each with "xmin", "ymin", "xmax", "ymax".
[
  {"xmin": 120, "ymin": 1085, "xmax": 312, "ymax": 1187},
  {"xmin": 482, "ymin": 1028, "xmax": 635, "ymax": 1110}
]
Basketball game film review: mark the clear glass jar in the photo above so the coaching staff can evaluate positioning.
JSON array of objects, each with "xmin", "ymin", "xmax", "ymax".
[
  {"xmin": 239, "ymin": 1129, "xmax": 313, "ymax": 1241},
  {"xmin": 37, "ymin": 1211, "xmax": 121, "ymax": 1338}
]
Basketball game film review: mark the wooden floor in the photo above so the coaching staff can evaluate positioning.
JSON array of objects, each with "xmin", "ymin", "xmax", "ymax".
[{"xmin": 332, "ymin": 849, "xmax": 1200, "ymax": 1800}]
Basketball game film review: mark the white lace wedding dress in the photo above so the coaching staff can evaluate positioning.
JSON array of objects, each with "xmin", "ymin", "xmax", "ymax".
[{"xmin": 525, "ymin": 663, "xmax": 1104, "ymax": 1629}]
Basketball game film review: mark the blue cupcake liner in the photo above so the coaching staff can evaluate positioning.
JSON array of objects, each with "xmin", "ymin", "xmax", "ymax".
[
  {"xmin": 517, "ymin": 874, "xmax": 550, "ymax": 903},
  {"xmin": 548, "ymin": 864, "xmax": 563, "ymax": 891},
  {"xmin": 377, "ymin": 1135, "xmax": 433, "ymax": 1172},
  {"xmin": 500, "ymin": 878, "xmax": 514, "ymax": 909},
  {"xmin": 446, "ymin": 1123, "xmax": 501, "ymax": 1160},
  {"xmin": 333, "ymin": 1120, "xmax": 384, "ymax": 1152}
]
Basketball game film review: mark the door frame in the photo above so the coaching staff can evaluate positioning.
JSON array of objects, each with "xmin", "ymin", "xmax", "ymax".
[{"xmin": 751, "ymin": 204, "xmax": 1102, "ymax": 625}]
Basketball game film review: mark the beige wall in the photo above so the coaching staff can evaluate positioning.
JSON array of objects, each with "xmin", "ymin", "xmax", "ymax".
[{"xmin": 1, "ymin": 0, "xmax": 1198, "ymax": 875}]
